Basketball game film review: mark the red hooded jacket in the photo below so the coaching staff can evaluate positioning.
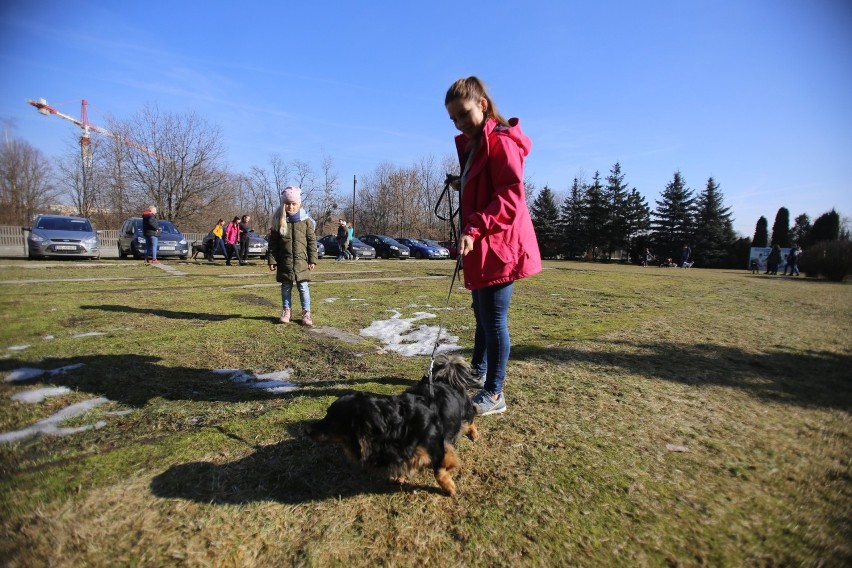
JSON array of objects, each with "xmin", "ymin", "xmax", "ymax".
[{"xmin": 454, "ymin": 117, "xmax": 542, "ymax": 290}]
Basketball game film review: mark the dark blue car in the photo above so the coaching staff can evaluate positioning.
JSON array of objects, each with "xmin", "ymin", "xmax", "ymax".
[{"xmin": 395, "ymin": 237, "xmax": 447, "ymax": 259}]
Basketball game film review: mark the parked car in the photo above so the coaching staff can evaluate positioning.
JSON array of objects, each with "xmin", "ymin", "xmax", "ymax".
[
  {"xmin": 118, "ymin": 217, "xmax": 189, "ymax": 260},
  {"xmin": 317, "ymin": 240, "xmax": 325, "ymax": 259},
  {"xmin": 318, "ymin": 235, "xmax": 376, "ymax": 259},
  {"xmin": 359, "ymin": 234, "xmax": 410, "ymax": 259},
  {"xmin": 202, "ymin": 229, "xmax": 268, "ymax": 259},
  {"xmin": 438, "ymin": 240, "xmax": 459, "ymax": 260},
  {"xmin": 395, "ymin": 237, "xmax": 447, "ymax": 259},
  {"xmin": 25, "ymin": 214, "xmax": 101, "ymax": 260},
  {"xmin": 419, "ymin": 239, "xmax": 452, "ymax": 259}
]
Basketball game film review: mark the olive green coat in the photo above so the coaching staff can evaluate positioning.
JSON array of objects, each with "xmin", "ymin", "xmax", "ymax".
[{"xmin": 267, "ymin": 218, "xmax": 318, "ymax": 283}]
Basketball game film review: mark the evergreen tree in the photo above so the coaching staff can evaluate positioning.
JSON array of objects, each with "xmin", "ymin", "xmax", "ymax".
[
  {"xmin": 752, "ymin": 216, "xmax": 769, "ymax": 247},
  {"xmin": 770, "ymin": 207, "xmax": 791, "ymax": 247},
  {"xmin": 559, "ymin": 177, "xmax": 587, "ymax": 260},
  {"xmin": 693, "ymin": 177, "xmax": 735, "ymax": 267},
  {"xmin": 584, "ymin": 172, "xmax": 607, "ymax": 260},
  {"xmin": 623, "ymin": 188, "xmax": 651, "ymax": 262},
  {"xmin": 603, "ymin": 162, "xmax": 630, "ymax": 259},
  {"xmin": 650, "ymin": 171, "xmax": 695, "ymax": 261},
  {"xmin": 530, "ymin": 185, "xmax": 560, "ymax": 258},
  {"xmin": 810, "ymin": 209, "xmax": 841, "ymax": 243},
  {"xmin": 791, "ymin": 213, "xmax": 811, "ymax": 247}
]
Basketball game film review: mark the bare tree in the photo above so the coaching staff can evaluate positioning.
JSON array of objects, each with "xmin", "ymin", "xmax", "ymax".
[
  {"xmin": 119, "ymin": 104, "xmax": 227, "ymax": 224},
  {"xmin": 316, "ymin": 153, "xmax": 340, "ymax": 236},
  {"xmin": 0, "ymin": 137, "xmax": 58, "ymax": 224}
]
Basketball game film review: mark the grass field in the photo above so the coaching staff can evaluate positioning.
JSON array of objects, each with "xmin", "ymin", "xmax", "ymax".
[{"xmin": 0, "ymin": 257, "xmax": 849, "ymax": 567}]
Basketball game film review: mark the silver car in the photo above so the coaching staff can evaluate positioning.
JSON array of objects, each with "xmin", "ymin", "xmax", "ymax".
[{"xmin": 26, "ymin": 214, "xmax": 101, "ymax": 260}]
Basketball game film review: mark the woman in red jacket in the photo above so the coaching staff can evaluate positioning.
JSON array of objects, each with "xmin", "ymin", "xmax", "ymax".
[{"xmin": 445, "ymin": 76, "xmax": 542, "ymax": 416}]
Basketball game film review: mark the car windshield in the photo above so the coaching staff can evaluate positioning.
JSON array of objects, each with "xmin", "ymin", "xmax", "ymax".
[
  {"xmin": 422, "ymin": 239, "xmax": 441, "ymax": 247},
  {"xmin": 36, "ymin": 218, "xmax": 93, "ymax": 232},
  {"xmin": 158, "ymin": 221, "xmax": 180, "ymax": 233},
  {"xmin": 351, "ymin": 238, "xmax": 367, "ymax": 246},
  {"xmin": 381, "ymin": 236, "xmax": 402, "ymax": 245}
]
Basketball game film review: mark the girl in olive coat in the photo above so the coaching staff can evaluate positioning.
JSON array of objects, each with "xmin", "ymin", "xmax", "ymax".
[{"xmin": 268, "ymin": 186, "xmax": 317, "ymax": 325}]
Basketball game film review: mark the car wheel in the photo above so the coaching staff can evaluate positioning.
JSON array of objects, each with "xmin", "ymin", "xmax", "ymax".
[
  {"xmin": 415, "ymin": 251, "xmax": 422, "ymax": 259},
  {"xmin": 132, "ymin": 245, "xmax": 143, "ymax": 260},
  {"xmin": 382, "ymin": 250, "xmax": 389, "ymax": 259},
  {"xmin": 118, "ymin": 245, "xmax": 126, "ymax": 259},
  {"xmin": 179, "ymin": 255, "xmax": 187, "ymax": 260}
]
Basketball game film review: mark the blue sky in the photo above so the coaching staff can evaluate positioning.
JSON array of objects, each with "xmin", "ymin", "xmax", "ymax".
[{"xmin": 1, "ymin": 0, "xmax": 850, "ymax": 237}]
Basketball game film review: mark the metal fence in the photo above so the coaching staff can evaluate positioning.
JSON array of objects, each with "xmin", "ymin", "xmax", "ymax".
[{"xmin": 0, "ymin": 225, "xmax": 206, "ymax": 257}]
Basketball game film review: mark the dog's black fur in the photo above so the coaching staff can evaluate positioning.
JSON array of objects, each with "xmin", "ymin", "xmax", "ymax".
[
  {"xmin": 190, "ymin": 242, "xmax": 207, "ymax": 260},
  {"xmin": 307, "ymin": 355, "xmax": 479, "ymax": 496}
]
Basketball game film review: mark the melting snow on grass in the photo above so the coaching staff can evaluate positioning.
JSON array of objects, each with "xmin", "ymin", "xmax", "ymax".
[
  {"xmin": 0, "ymin": 397, "xmax": 109, "ymax": 444},
  {"xmin": 360, "ymin": 309, "xmax": 461, "ymax": 356},
  {"xmin": 213, "ymin": 368, "xmax": 299, "ymax": 394}
]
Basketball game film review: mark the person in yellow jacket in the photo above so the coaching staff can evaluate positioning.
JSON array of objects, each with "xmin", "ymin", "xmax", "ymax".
[{"xmin": 207, "ymin": 218, "xmax": 227, "ymax": 261}]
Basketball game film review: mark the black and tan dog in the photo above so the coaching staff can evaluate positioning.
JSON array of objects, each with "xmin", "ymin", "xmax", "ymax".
[{"xmin": 307, "ymin": 355, "xmax": 479, "ymax": 496}]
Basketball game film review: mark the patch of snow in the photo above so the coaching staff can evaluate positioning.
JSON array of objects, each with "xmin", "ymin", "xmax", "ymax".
[
  {"xmin": 7, "ymin": 344, "xmax": 30, "ymax": 351},
  {"xmin": 43, "ymin": 335, "xmax": 55, "ymax": 340},
  {"xmin": 72, "ymin": 331, "xmax": 106, "ymax": 338},
  {"xmin": 4, "ymin": 363, "xmax": 84, "ymax": 383},
  {"xmin": 359, "ymin": 309, "xmax": 462, "ymax": 357},
  {"xmin": 323, "ymin": 297, "xmax": 339, "ymax": 303},
  {"xmin": 0, "ymin": 397, "xmax": 109, "ymax": 444},
  {"xmin": 12, "ymin": 387, "xmax": 72, "ymax": 403},
  {"xmin": 213, "ymin": 368, "xmax": 299, "ymax": 393}
]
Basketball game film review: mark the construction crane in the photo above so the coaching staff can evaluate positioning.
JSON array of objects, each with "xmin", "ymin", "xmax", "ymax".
[{"xmin": 26, "ymin": 97, "xmax": 163, "ymax": 162}]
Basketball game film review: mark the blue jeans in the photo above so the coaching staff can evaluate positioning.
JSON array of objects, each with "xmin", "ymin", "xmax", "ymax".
[
  {"xmin": 470, "ymin": 281, "xmax": 514, "ymax": 395},
  {"xmin": 147, "ymin": 235, "xmax": 158, "ymax": 260},
  {"xmin": 281, "ymin": 280, "xmax": 311, "ymax": 311},
  {"xmin": 336, "ymin": 240, "xmax": 350, "ymax": 261},
  {"xmin": 212, "ymin": 237, "xmax": 227, "ymax": 257}
]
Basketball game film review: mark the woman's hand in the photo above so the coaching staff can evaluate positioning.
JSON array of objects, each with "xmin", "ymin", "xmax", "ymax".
[
  {"xmin": 459, "ymin": 234, "xmax": 475, "ymax": 256},
  {"xmin": 268, "ymin": 264, "xmax": 277, "ymax": 271},
  {"xmin": 308, "ymin": 263, "xmax": 316, "ymax": 271}
]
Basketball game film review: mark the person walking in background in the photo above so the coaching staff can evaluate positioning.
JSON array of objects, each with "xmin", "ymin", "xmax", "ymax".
[
  {"xmin": 347, "ymin": 222, "xmax": 358, "ymax": 260},
  {"xmin": 224, "ymin": 216, "xmax": 241, "ymax": 266},
  {"xmin": 766, "ymin": 244, "xmax": 783, "ymax": 275},
  {"xmin": 208, "ymin": 218, "xmax": 227, "ymax": 261},
  {"xmin": 642, "ymin": 247, "xmax": 653, "ymax": 267},
  {"xmin": 238, "ymin": 215, "xmax": 251, "ymax": 266},
  {"xmin": 335, "ymin": 219, "xmax": 350, "ymax": 261},
  {"xmin": 445, "ymin": 76, "xmax": 542, "ymax": 416},
  {"xmin": 142, "ymin": 205, "xmax": 160, "ymax": 264},
  {"xmin": 680, "ymin": 244, "xmax": 691, "ymax": 268},
  {"xmin": 268, "ymin": 186, "xmax": 317, "ymax": 326},
  {"xmin": 786, "ymin": 244, "xmax": 802, "ymax": 276}
]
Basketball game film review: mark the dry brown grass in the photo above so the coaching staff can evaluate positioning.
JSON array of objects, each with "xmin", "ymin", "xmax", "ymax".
[{"xmin": 0, "ymin": 259, "xmax": 849, "ymax": 566}]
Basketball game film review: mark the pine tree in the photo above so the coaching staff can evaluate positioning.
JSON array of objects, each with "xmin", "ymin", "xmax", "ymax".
[
  {"xmin": 530, "ymin": 185, "xmax": 560, "ymax": 259},
  {"xmin": 623, "ymin": 188, "xmax": 651, "ymax": 262},
  {"xmin": 559, "ymin": 177, "xmax": 587, "ymax": 260},
  {"xmin": 693, "ymin": 177, "xmax": 735, "ymax": 267},
  {"xmin": 752, "ymin": 217, "xmax": 769, "ymax": 247},
  {"xmin": 603, "ymin": 162, "xmax": 630, "ymax": 259},
  {"xmin": 650, "ymin": 171, "xmax": 695, "ymax": 261},
  {"xmin": 770, "ymin": 207, "xmax": 791, "ymax": 247},
  {"xmin": 791, "ymin": 214, "xmax": 811, "ymax": 247},
  {"xmin": 584, "ymin": 172, "xmax": 607, "ymax": 260},
  {"xmin": 810, "ymin": 209, "xmax": 841, "ymax": 243}
]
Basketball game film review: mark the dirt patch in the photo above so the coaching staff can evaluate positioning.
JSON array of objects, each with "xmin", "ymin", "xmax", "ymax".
[
  {"xmin": 308, "ymin": 326, "xmax": 363, "ymax": 344},
  {"xmin": 231, "ymin": 294, "xmax": 278, "ymax": 308}
]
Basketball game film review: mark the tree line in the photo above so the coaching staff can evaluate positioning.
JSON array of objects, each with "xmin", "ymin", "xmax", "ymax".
[{"xmin": 1, "ymin": 106, "xmax": 846, "ymax": 267}]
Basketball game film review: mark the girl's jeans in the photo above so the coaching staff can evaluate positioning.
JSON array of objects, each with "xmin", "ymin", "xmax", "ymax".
[
  {"xmin": 470, "ymin": 281, "xmax": 514, "ymax": 395},
  {"xmin": 281, "ymin": 280, "xmax": 311, "ymax": 311},
  {"xmin": 146, "ymin": 235, "xmax": 158, "ymax": 260}
]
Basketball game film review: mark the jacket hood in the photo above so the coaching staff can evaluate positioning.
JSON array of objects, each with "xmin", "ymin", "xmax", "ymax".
[{"xmin": 455, "ymin": 117, "xmax": 531, "ymax": 158}]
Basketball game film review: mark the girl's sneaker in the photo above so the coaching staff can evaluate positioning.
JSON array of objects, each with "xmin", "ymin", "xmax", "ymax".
[
  {"xmin": 301, "ymin": 310, "xmax": 313, "ymax": 326},
  {"xmin": 471, "ymin": 390, "xmax": 506, "ymax": 416},
  {"xmin": 279, "ymin": 308, "xmax": 291, "ymax": 323}
]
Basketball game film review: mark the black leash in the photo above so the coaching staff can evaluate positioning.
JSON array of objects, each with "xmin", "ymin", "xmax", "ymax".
[{"xmin": 426, "ymin": 174, "xmax": 463, "ymax": 394}]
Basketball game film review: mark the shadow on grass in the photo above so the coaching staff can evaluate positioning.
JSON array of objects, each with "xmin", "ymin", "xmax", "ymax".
[
  {"xmin": 511, "ymin": 340, "xmax": 852, "ymax": 411},
  {"xmin": 0, "ymin": 354, "xmax": 412, "ymax": 408},
  {"xmin": 80, "ymin": 304, "xmax": 272, "ymax": 323},
  {"xmin": 150, "ymin": 423, "xmax": 446, "ymax": 503}
]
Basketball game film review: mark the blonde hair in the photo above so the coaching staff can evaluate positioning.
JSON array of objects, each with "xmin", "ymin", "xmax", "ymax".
[
  {"xmin": 270, "ymin": 205, "xmax": 287, "ymax": 236},
  {"xmin": 444, "ymin": 76, "xmax": 509, "ymax": 127}
]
